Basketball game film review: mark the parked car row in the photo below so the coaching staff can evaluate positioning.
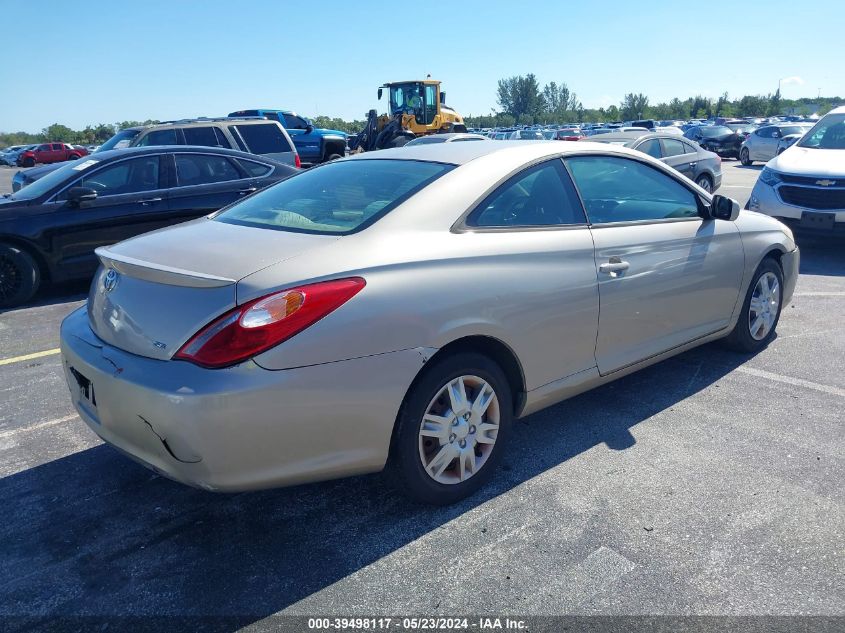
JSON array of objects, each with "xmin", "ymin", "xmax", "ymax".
[
  {"xmin": 747, "ymin": 106, "xmax": 845, "ymax": 235},
  {"xmin": 11, "ymin": 117, "xmax": 300, "ymax": 192},
  {"xmin": 0, "ymin": 146, "xmax": 297, "ymax": 307}
]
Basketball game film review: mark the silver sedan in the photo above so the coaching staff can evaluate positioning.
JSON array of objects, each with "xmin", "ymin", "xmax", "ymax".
[{"xmin": 60, "ymin": 141, "xmax": 799, "ymax": 504}]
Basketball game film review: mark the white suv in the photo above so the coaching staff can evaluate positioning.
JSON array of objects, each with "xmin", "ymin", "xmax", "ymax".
[{"xmin": 747, "ymin": 106, "xmax": 845, "ymax": 234}]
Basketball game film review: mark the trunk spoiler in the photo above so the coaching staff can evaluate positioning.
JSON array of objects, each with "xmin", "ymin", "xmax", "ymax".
[{"xmin": 95, "ymin": 247, "xmax": 236, "ymax": 289}]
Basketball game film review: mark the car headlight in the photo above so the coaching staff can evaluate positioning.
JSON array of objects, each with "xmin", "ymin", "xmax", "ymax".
[{"xmin": 759, "ymin": 167, "xmax": 782, "ymax": 187}]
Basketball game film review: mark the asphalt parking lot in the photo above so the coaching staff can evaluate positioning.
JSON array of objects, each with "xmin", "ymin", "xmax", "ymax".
[{"xmin": 0, "ymin": 159, "xmax": 843, "ymax": 627}]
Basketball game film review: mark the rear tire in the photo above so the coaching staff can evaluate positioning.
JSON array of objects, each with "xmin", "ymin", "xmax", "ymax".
[
  {"xmin": 695, "ymin": 174, "xmax": 713, "ymax": 193},
  {"xmin": 724, "ymin": 258, "xmax": 783, "ymax": 353},
  {"xmin": 740, "ymin": 147, "xmax": 752, "ymax": 166},
  {"xmin": 387, "ymin": 352, "xmax": 513, "ymax": 505},
  {"xmin": 324, "ymin": 153, "xmax": 343, "ymax": 162},
  {"xmin": 0, "ymin": 243, "xmax": 41, "ymax": 309}
]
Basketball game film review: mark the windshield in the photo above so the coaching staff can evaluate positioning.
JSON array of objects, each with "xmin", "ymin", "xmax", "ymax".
[
  {"xmin": 214, "ymin": 159, "xmax": 453, "ymax": 235},
  {"xmin": 97, "ymin": 129, "xmax": 140, "ymax": 152},
  {"xmin": 9, "ymin": 158, "xmax": 101, "ymax": 201},
  {"xmin": 797, "ymin": 114, "xmax": 845, "ymax": 149},
  {"xmin": 700, "ymin": 126, "xmax": 732, "ymax": 137}
]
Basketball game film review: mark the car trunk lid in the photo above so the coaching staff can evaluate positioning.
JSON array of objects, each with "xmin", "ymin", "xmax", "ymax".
[{"xmin": 88, "ymin": 218, "xmax": 339, "ymax": 360}]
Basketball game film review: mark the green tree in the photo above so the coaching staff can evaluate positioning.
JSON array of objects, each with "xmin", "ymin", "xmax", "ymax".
[
  {"xmin": 41, "ymin": 123, "xmax": 77, "ymax": 142},
  {"xmin": 497, "ymin": 74, "xmax": 544, "ymax": 119},
  {"xmin": 620, "ymin": 93, "xmax": 649, "ymax": 120},
  {"xmin": 768, "ymin": 89, "xmax": 782, "ymax": 116}
]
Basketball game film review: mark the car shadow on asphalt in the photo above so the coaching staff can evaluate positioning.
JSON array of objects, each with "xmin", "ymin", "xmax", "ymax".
[
  {"xmin": 733, "ymin": 164, "xmax": 763, "ymax": 170},
  {"xmin": 796, "ymin": 236, "xmax": 845, "ymax": 276},
  {"xmin": 0, "ymin": 342, "xmax": 754, "ymax": 628},
  {"xmin": 0, "ymin": 281, "xmax": 88, "ymax": 316}
]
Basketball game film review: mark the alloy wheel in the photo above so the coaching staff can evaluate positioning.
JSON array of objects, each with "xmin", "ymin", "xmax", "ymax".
[
  {"xmin": 418, "ymin": 375, "xmax": 500, "ymax": 485},
  {"xmin": 749, "ymin": 272, "xmax": 780, "ymax": 341},
  {"xmin": 0, "ymin": 255, "xmax": 22, "ymax": 302}
]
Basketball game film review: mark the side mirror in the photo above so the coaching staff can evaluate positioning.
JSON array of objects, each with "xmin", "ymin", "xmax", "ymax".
[
  {"xmin": 305, "ymin": 123, "xmax": 314, "ymax": 133},
  {"xmin": 440, "ymin": 91, "xmax": 446, "ymax": 104},
  {"xmin": 709, "ymin": 194, "xmax": 740, "ymax": 221},
  {"xmin": 377, "ymin": 88, "xmax": 383, "ymax": 100},
  {"xmin": 67, "ymin": 186, "xmax": 97, "ymax": 208}
]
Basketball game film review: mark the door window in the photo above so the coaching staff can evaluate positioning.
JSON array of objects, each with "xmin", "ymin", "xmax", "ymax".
[
  {"xmin": 64, "ymin": 156, "xmax": 161, "ymax": 198},
  {"xmin": 51, "ymin": 144, "xmax": 63, "ymax": 150},
  {"xmin": 136, "ymin": 128, "xmax": 179, "ymax": 146},
  {"xmin": 755, "ymin": 127, "xmax": 774, "ymax": 138},
  {"xmin": 468, "ymin": 160, "xmax": 586, "ymax": 227},
  {"xmin": 636, "ymin": 139, "xmax": 662, "ymax": 158},
  {"xmin": 282, "ymin": 114, "xmax": 308, "ymax": 129},
  {"xmin": 175, "ymin": 154, "xmax": 242, "ymax": 186},
  {"xmin": 661, "ymin": 138, "xmax": 688, "ymax": 157},
  {"xmin": 566, "ymin": 155, "xmax": 699, "ymax": 224},
  {"xmin": 183, "ymin": 126, "xmax": 220, "ymax": 147}
]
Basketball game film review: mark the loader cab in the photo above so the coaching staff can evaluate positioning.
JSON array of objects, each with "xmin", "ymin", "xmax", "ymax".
[{"xmin": 381, "ymin": 81, "xmax": 440, "ymax": 129}]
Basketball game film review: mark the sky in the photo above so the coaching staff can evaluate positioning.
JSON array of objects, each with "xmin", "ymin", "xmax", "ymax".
[{"xmin": 2, "ymin": 0, "xmax": 844, "ymax": 132}]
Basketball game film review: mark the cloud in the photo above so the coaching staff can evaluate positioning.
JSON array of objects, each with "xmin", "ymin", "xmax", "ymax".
[{"xmin": 780, "ymin": 76, "xmax": 805, "ymax": 86}]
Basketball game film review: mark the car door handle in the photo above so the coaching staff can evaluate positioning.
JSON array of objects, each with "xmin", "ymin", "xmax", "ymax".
[
  {"xmin": 238, "ymin": 187, "xmax": 257, "ymax": 195},
  {"xmin": 688, "ymin": 162, "xmax": 697, "ymax": 168},
  {"xmin": 599, "ymin": 258, "xmax": 630, "ymax": 275},
  {"xmin": 139, "ymin": 197, "xmax": 162, "ymax": 205}
]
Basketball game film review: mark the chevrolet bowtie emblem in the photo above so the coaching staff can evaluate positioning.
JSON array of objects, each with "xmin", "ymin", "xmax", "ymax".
[{"xmin": 815, "ymin": 179, "xmax": 836, "ymax": 186}]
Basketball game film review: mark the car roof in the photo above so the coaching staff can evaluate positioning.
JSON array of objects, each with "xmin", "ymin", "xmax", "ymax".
[
  {"xmin": 84, "ymin": 145, "xmax": 291, "ymax": 165},
  {"xmin": 347, "ymin": 139, "xmax": 653, "ymax": 167},
  {"xmin": 124, "ymin": 118, "xmax": 281, "ymax": 132}
]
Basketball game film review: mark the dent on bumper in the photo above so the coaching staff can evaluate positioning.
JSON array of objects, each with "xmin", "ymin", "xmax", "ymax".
[{"xmin": 60, "ymin": 307, "xmax": 433, "ymax": 491}]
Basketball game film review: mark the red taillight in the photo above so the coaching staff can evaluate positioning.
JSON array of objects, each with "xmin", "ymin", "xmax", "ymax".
[
  {"xmin": 294, "ymin": 154, "xmax": 302, "ymax": 168},
  {"xmin": 175, "ymin": 277, "xmax": 366, "ymax": 368}
]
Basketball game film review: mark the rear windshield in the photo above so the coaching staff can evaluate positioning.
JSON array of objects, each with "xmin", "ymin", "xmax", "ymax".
[
  {"xmin": 232, "ymin": 123, "xmax": 292, "ymax": 154},
  {"xmin": 214, "ymin": 159, "xmax": 453, "ymax": 235}
]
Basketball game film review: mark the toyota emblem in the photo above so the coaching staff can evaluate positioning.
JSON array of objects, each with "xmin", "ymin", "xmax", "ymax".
[{"xmin": 103, "ymin": 269, "xmax": 119, "ymax": 293}]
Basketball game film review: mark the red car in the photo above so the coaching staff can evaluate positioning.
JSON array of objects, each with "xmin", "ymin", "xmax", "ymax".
[
  {"xmin": 16, "ymin": 142, "xmax": 88, "ymax": 167},
  {"xmin": 554, "ymin": 128, "xmax": 585, "ymax": 141}
]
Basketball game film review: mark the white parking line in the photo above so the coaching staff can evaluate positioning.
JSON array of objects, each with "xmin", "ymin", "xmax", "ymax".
[
  {"xmin": 0, "ymin": 413, "xmax": 78, "ymax": 440},
  {"xmin": 736, "ymin": 366, "xmax": 845, "ymax": 398},
  {"xmin": 794, "ymin": 292, "xmax": 845, "ymax": 297}
]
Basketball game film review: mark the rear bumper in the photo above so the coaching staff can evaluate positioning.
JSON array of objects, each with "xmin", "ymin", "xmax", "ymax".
[{"xmin": 60, "ymin": 307, "xmax": 430, "ymax": 491}]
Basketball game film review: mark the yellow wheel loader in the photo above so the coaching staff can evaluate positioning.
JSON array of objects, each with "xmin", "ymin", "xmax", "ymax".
[{"xmin": 350, "ymin": 79, "xmax": 467, "ymax": 152}]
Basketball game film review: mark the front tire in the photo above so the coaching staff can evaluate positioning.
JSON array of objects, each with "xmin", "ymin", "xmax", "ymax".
[
  {"xmin": 740, "ymin": 147, "xmax": 752, "ymax": 166},
  {"xmin": 724, "ymin": 258, "xmax": 784, "ymax": 353},
  {"xmin": 388, "ymin": 352, "xmax": 513, "ymax": 505},
  {"xmin": 0, "ymin": 243, "xmax": 41, "ymax": 308}
]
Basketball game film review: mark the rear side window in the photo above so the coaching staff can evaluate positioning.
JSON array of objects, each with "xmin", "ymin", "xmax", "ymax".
[
  {"xmin": 215, "ymin": 159, "xmax": 452, "ymax": 234},
  {"xmin": 468, "ymin": 160, "xmax": 586, "ymax": 227},
  {"xmin": 183, "ymin": 126, "xmax": 219, "ymax": 147},
  {"xmin": 237, "ymin": 159, "xmax": 273, "ymax": 177},
  {"xmin": 136, "ymin": 128, "xmax": 180, "ymax": 146},
  {"xmin": 175, "ymin": 154, "xmax": 242, "ymax": 186},
  {"xmin": 661, "ymin": 138, "xmax": 688, "ymax": 157},
  {"xmin": 566, "ymin": 155, "xmax": 699, "ymax": 224},
  {"xmin": 233, "ymin": 123, "xmax": 293, "ymax": 154}
]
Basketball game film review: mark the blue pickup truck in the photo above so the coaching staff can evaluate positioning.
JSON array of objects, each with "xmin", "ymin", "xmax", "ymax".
[{"xmin": 228, "ymin": 109, "xmax": 347, "ymax": 166}]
